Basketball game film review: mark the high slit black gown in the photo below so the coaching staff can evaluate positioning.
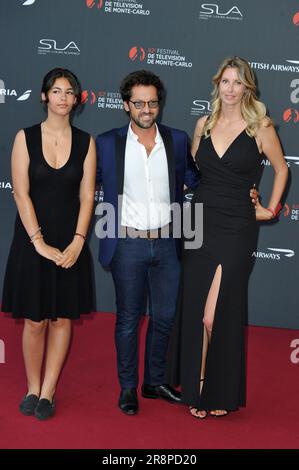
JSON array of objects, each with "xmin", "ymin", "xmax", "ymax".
[{"xmin": 166, "ymin": 129, "xmax": 262, "ymax": 410}]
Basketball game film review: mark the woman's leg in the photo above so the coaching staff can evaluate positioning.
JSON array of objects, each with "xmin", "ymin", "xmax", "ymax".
[
  {"xmin": 202, "ymin": 265, "xmax": 228, "ymax": 416},
  {"xmin": 22, "ymin": 319, "xmax": 48, "ymax": 396},
  {"xmin": 202, "ymin": 265, "xmax": 222, "ymax": 340},
  {"xmin": 189, "ymin": 326, "xmax": 209, "ymax": 418},
  {"xmin": 40, "ymin": 318, "xmax": 72, "ymax": 400}
]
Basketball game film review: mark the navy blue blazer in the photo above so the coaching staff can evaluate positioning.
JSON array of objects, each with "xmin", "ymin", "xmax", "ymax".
[{"xmin": 95, "ymin": 123, "xmax": 200, "ymax": 266}]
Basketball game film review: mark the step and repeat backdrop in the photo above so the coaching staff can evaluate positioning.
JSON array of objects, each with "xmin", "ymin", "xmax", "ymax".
[{"xmin": 0, "ymin": 0, "xmax": 298, "ymax": 328}]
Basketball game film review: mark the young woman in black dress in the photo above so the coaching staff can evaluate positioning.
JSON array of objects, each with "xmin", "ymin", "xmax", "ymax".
[
  {"xmin": 166, "ymin": 57, "xmax": 288, "ymax": 418},
  {"xmin": 2, "ymin": 68, "xmax": 96, "ymax": 420}
]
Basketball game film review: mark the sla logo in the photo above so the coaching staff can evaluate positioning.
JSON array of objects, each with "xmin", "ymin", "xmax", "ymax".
[
  {"xmin": 19, "ymin": 0, "xmax": 36, "ymax": 4},
  {"xmin": 293, "ymin": 12, "xmax": 299, "ymax": 26},
  {"xmin": 191, "ymin": 99, "xmax": 211, "ymax": 116},
  {"xmin": 86, "ymin": 0, "xmax": 103, "ymax": 7},
  {"xmin": 199, "ymin": 3, "xmax": 243, "ymax": 20},
  {"xmin": 129, "ymin": 46, "xmax": 146, "ymax": 61},
  {"xmin": 38, "ymin": 39, "xmax": 80, "ymax": 56}
]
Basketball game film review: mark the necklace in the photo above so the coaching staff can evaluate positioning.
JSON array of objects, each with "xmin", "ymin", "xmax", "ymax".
[{"xmin": 41, "ymin": 122, "xmax": 68, "ymax": 146}]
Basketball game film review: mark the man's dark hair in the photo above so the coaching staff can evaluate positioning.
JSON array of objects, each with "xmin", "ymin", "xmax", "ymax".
[{"xmin": 120, "ymin": 69, "xmax": 165, "ymax": 102}]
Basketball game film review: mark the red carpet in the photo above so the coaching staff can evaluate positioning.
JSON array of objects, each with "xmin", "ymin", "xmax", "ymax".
[{"xmin": 0, "ymin": 312, "xmax": 298, "ymax": 449}]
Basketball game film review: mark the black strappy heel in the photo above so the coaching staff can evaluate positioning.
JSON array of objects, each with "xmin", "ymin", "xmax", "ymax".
[{"xmin": 189, "ymin": 379, "xmax": 207, "ymax": 419}]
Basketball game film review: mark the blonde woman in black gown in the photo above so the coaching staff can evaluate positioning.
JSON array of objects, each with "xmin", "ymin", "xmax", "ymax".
[
  {"xmin": 166, "ymin": 57, "xmax": 288, "ymax": 418},
  {"xmin": 2, "ymin": 68, "xmax": 96, "ymax": 420}
]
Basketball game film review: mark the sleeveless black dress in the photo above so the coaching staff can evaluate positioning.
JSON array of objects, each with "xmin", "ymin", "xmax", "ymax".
[
  {"xmin": 166, "ymin": 129, "xmax": 262, "ymax": 410},
  {"xmin": 2, "ymin": 124, "xmax": 95, "ymax": 322}
]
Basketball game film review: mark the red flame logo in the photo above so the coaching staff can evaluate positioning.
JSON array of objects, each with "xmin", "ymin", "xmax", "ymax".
[
  {"xmin": 293, "ymin": 12, "xmax": 299, "ymax": 25},
  {"xmin": 81, "ymin": 90, "xmax": 97, "ymax": 105},
  {"xmin": 129, "ymin": 46, "xmax": 146, "ymax": 61},
  {"xmin": 283, "ymin": 108, "xmax": 299, "ymax": 123},
  {"xmin": 86, "ymin": 0, "xmax": 103, "ymax": 9}
]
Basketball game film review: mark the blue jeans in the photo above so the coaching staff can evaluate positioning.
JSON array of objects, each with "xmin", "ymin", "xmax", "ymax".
[{"xmin": 110, "ymin": 237, "xmax": 181, "ymax": 389}]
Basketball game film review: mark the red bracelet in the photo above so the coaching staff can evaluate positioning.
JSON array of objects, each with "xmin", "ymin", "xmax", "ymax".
[
  {"xmin": 266, "ymin": 202, "xmax": 282, "ymax": 218},
  {"xmin": 266, "ymin": 207, "xmax": 276, "ymax": 217},
  {"xmin": 74, "ymin": 232, "xmax": 86, "ymax": 241}
]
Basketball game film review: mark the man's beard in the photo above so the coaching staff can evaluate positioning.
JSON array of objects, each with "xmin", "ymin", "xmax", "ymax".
[{"xmin": 131, "ymin": 112, "xmax": 156, "ymax": 129}]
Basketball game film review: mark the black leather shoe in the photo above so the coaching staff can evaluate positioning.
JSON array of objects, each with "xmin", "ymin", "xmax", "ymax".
[
  {"xmin": 118, "ymin": 388, "xmax": 138, "ymax": 415},
  {"xmin": 142, "ymin": 384, "xmax": 182, "ymax": 404},
  {"xmin": 19, "ymin": 394, "xmax": 39, "ymax": 416},
  {"xmin": 34, "ymin": 398, "xmax": 55, "ymax": 420}
]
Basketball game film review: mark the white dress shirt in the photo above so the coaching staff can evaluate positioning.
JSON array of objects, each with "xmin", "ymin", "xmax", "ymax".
[{"xmin": 121, "ymin": 124, "xmax": 171, "ymax": 230}]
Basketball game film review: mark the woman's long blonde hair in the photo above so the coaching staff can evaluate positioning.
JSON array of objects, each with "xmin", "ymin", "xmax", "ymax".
[{"xmin": 202, "ymin": 56, "xmax": 272, "ymax": 138}]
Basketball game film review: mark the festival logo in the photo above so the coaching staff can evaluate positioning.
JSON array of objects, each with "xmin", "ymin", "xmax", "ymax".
[
  {"xmin": 82, "ymin": 90, "xmax": 123, "ymax": 109},
  {"xmin": 86, "ymin": 0, "xmax": 151, "ymax": 15},
  {"xmin": 293, "ymin": 12, "xmax": 299, "ymax": 26},
  {"xmin": 128, "ymin": 46, "xmax": 192, "ymax": 68},
  {"xmin": 283, "ymin": 109, "xmax": 299, "ymax": 123},
  {"xmin": 283, "ymin": 202, "xmax": 299, "ymax": 222},
  {"xmin": 129, "ymin": 46, "xmax": 146, "ymax": 62},
  {"xmin": 86, "ymin": 0, "xmax": 103, "ymax": 7}
]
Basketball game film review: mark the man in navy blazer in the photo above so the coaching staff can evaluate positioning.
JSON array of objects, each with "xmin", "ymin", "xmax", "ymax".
[{"xmin": 96, "ymin": 70, "xmax": 199, "ymax": 415}]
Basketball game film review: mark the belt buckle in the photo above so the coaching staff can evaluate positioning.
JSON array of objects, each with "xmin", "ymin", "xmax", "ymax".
[
  {"xmin": 147, "ymin": 228, "xmax": 160, "ymax": 239},
  {"xmin": 147, "ymin": 229, "xmax": 155, "ymax": 239}
]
